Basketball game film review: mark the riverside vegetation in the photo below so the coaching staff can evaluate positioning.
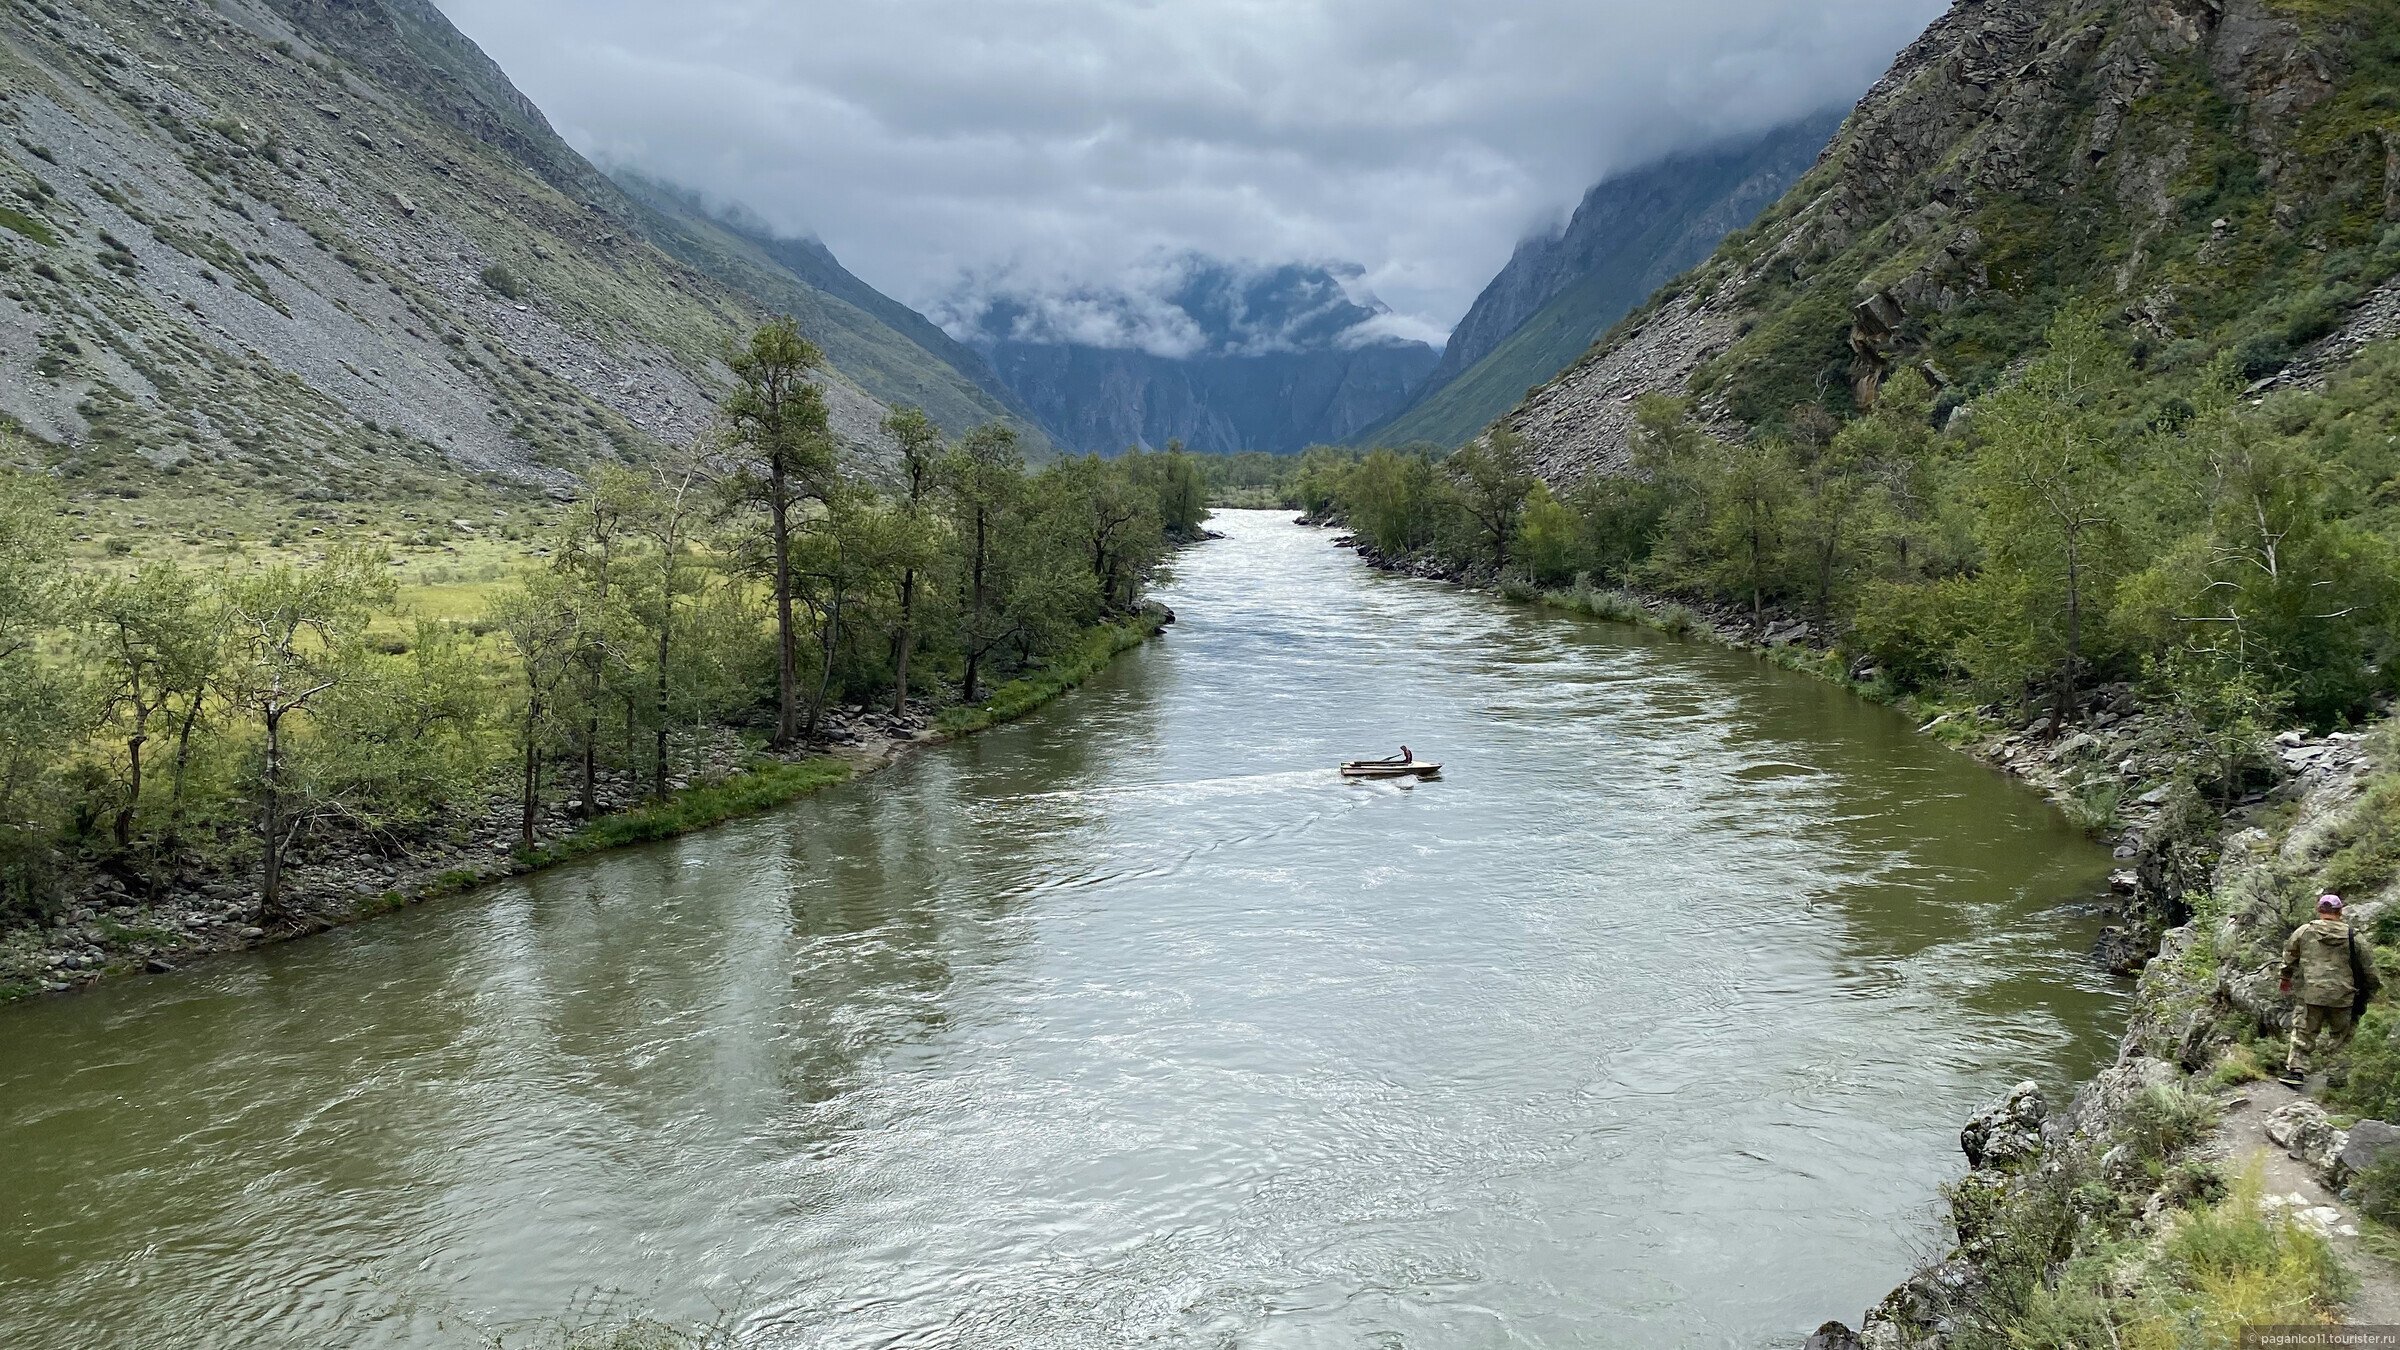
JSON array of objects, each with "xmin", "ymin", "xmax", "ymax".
[
  {"xmin": 0, "ymin": 318, "xmax": 1205, "ymax": 1000},
  {"xmin": 1265, "ymin": 311, "xmax": 2400, "ymax": 1342}
]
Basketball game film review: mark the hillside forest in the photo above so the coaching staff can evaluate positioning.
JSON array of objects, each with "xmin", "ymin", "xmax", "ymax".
[{"xmin": 1286, "ymin": 294, "xmax": 2400, "ymax": 803}]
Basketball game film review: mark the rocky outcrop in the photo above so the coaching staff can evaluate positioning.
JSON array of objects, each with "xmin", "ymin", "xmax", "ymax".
[{"xmin": 1960, "ymin": 1081, "xmax": 2047, "ymax": 1171}]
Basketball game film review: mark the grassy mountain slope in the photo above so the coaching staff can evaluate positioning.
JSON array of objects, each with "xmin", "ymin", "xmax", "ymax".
[
  {"xmin": 1368, "ymin": 113, "xmax": 1842, "ymax": 449},
  {"xmin": 0, "ymin": 0, "xmax": 1032, "ymax": 544},
  {"xmin": 1504, "ymin": 0, "xmax": 2400, "ymax": 483}
]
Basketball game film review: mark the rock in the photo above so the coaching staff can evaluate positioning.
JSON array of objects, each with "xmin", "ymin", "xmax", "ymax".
[
  {"xmin": 2052, "ymin": 731, "xmax": 2097, "ymax": 761},
  {"xmin": 1961, "ymin": 1080, "xmax": 2046, "ymax": 1170},
  {"xmin": 237, "ymin": 925, "xmax": 264, "ymax": 939},
  {"xmin": 1807, "ymin": 1321, "xmax": 1864, "ymax": 1350},
  {"xmin": 2338, "ymin": 1119, "xmax": 2400, "ymax": 1185},
  {"xmin": 142, "ymin": 957, "xmax": 175, "ymax": 974},
  {"xmin": 2054, "ymin": 1058, "xmax": 2178, "ymax": 1144},
  {"xmin": 2265, "ymin": 1099, "xmax": 2346, "ymax": 1177}
]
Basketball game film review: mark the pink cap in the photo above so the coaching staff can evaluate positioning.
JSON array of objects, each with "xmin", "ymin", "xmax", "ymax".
[{"xmin": 2319, "ymin": 894, "xmax": 2345, "ymax": 912}]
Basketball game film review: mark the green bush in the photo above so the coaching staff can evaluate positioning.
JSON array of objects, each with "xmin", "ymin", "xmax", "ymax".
[
  {"xmin": 2233, "ymin": 331, "xmax": 2293, "ymax": 378},
  {"xmin": 2332, "ymin": 1007, "xmax": 2400, "ymax": 1121},
  {"xmin": 0, "ymin": 207, "xmax": 56, "ymax": 247},
  {"xmin": 2353, "ymin": 1153, "xmax": 2400, "ymax": 1228},
  {"xmin": 481, "ymin": 263, "xmax": 529, "ymax": 300},
  {"xmin": 2117, "ymin": 1083, "xmax": 2218, "ymax": 1166}
]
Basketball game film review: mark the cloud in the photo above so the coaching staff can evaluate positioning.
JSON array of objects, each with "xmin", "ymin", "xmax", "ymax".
[
  {"xmin": 430, "ymin": 0, "xmax": 1946, "ymax": 340},
  {"xmin": 934, "ymin": 254, "xmax": 1428, "ymax": 359}
]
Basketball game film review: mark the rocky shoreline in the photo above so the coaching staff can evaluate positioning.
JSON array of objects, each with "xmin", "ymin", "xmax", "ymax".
[
  {"xmin": 1316, "ymin": 518, "xmax": 2399, "ymax": 1341},
  {"xmin": 0, "ymin": 610, "xmax": 1172, "ymax": 1004}
]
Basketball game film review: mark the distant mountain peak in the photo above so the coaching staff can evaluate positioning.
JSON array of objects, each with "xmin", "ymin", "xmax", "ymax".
[{"xmin": 940, "ymin": 254, "xmax": 1430, "ymax": 363}]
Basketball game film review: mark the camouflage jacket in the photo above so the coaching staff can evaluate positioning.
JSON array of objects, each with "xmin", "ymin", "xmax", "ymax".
[{"xmin": 2281, "ymin": 918, "xmax": 2370, "ymax": 1009}]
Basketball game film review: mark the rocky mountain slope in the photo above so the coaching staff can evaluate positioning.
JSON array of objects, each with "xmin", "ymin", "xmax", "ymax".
[
  {"xmin": 957, "ymin": 259, "xmax": 1439, "ymax": 454},
  {"xmin": 1501, "ymin": 0, "xmax": 2400, "ymax": 484},
  {"xmin": 0, "ymin": 0, "xmax": 1032, "ymax": 532},
  {"xmin": 1367, "ymin": 111, "xmax": 1844, "ymax": 449}
]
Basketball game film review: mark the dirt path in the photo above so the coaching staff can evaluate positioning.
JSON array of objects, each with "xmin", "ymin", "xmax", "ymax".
[{"xmin": 2216, "ymin": 1080, "xmax": 2400, "ymax": 1322}]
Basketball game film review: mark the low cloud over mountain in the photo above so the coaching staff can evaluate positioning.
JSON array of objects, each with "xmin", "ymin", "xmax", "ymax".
[{"xmin": 430, "ymin": 0, "xmax": 1943, "ymax": 337}]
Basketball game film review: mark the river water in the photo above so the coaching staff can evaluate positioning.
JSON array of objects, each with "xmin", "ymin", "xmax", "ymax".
[{"xmin": 0, "ymin": 511, "xmax": 2121, "ymax": 1349}]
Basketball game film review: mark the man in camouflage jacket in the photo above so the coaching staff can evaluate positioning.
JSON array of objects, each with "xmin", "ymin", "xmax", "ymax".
[{"xmin": 2281, "ymin": 893, "xmax": 2380, "ymax": 1085}]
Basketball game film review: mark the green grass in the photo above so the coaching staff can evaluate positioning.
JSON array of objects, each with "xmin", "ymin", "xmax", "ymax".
[
  {"xmin": 519, "ymin": 756, "xmax": 855, "ymax": 868},
  {"xmin": 0, "ymin": 206, "xmax": 56, "ymax": 246},
  {"xmin": 935, "ymin": 613, "xmax": 1166, "ymax": 735}
]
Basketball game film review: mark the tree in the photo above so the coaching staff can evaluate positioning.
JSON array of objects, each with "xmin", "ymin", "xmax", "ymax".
[
  {"xmin": 626, "ymin": 451, "xmax": 712, "ymax": 798},
  {"xmin": 1340, "ymin": 448, "xmax": 1440, "ymax": 557},
  {"xmin": 2121, "ymin": 421, "xmax": 2400, "ymax": 727},
  {"xmin": 308, "ymin": 620, "xmax": 489, "ymax": 841},
  {"xmin": 723, "ymin": 318, "xmax": 835, "ymax": 747},
  {"xmin": 0, "ymin": 464, "xmax": 70, "ymax": 918},
  {"xmin": 218, "ymin": 547, "xmax": 392, "ymax": 921},
  {"xmin": 554, "ymin": 478, "xmax": 640, "ymax": 815},
  {"xmin": 491, "ymin": 571, "xmax": 585, "ymax": 852},
  {"xmin": 791, "ymin": 473, "xmax": 887, "ymax": 735},
  {"xmin": 945, "ymin": 422, "xmax": 1025, "ymax": 704},
  {"xmin": 80, "ymin": 562, "xmax": 218, "ymax": 853},
  {"xmin": 1515, "ymin": 483, "xmax": 1583, "ymax": 586},
  {"xmin": 1447, "ymin": 426, "xmax": 1538, "ymax": 573},
  {"xmin": 1696, "ymin": 437, "xmax": 1799, "ymax": 635},
  {"xmin": 1052, "ymin": 455, "xmax": 1162, "ymax": 613},
  {"xmin": 1966, "ymin": 307, "xmax": 2131, "ymax": 723},
  {"xmin": 883, "ymin": 406, "xmax": 944, "ymax": 716}
]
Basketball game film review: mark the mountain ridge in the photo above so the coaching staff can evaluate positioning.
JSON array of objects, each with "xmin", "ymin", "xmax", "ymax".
[
  {"xmin": 1500, "ymin": 0, "xmax": 2400, "ymax": 484},
  {"xmin": 1368, "ymin": 111, "xmax": 1846, "ymax": 449},
  {"xmin": 0, "ymin": 0, "xmax": 1037, "ymax": 535}
]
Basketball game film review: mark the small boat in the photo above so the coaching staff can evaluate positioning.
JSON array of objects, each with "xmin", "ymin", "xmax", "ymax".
[{"xmin": 1341, "ymin": 758, "xmax": 1442, "ymax": 779}]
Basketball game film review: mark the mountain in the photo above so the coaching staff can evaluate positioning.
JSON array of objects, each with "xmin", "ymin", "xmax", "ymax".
[
  {"xmin": 954, "ymin": 260, "xmax": 1440, "ymax": 454},
  {"xmin": 1501, "ymin": 0, "xmax": 2400, "ymax": 485},
  {"xmin": 1368, "ymin": 112, "xmax": 1845, "ymax": 449},
  {"xmin": 0, "ymin": 0, "xmax": 1036, "ymax": 530},
  {"xmin": 607, "ymin": 173, "xmax": 1047, "ymax": 446}
]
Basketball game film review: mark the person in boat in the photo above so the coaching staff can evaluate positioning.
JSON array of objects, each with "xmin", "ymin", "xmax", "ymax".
[
  {"xmin": 2280, "ymin": 893, "xmax": 2379, "ymax": 1086},
  {"xmin": 1398, "ymin": 744, "xmax": 1412, "ymax": 764}
]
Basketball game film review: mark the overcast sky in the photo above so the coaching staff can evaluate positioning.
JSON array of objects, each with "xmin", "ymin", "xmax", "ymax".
[{"xmin": 431, "ymin": 0, "xmax": 1945, "ymax": 346}]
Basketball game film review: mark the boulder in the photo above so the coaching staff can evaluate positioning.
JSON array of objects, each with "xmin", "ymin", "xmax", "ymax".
[
  {"xmin": 1962, "ymin": 1080, "xmax": 2046, "ymax": 1170},
  {"xmin": 2052, "ymin": 1058, "xmax": 2178, "ymax": 1145},
  {"xmin": 2337, "ymin": 1119, "xmax": 2400, "ymax": 1185},
  {"xmin": 1807, "ymin": 1321, "xmax": 1865, "ymax": 1350},
  {"xmin": 2265, "ymin": 1099, "xmax": 2347, "ymax": 1177}
]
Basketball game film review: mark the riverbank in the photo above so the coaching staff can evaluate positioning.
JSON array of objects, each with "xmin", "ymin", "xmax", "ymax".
[
  {"xmin": 0, "ymin": 607, "xmax": 1172, "ymax": 1005},
  {"xmin": 1321, "ymin": 521, "xmax": 2400, "ymax": 1341}
]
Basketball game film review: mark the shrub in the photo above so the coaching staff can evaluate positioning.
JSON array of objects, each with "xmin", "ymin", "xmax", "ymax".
[
  {"xmin": 2332, "ymin": 1006, "xmax": 2400, "ymax": 1121},
  {"xmin": 0, "ymin": 207, "xmax": 55, "ymax": 247},
  {"xmin": 2354, "ymin": 1154, "xmax": 2400, "ymax": 1229},
  {"xmin": 481, "ymin": 263, "xmax": 528, "ymax": 300},
  {"xmin": 2117, "ymin": 1083, "xmax": 2218, "ymax": 1166},
  {"xmin": 2152, "ymin": 1163, "xmax": 2349, "ymax": 1336},
  {"xmin": 2233, "ymin": 331, "xmax": 2293, "ymax": 379}
]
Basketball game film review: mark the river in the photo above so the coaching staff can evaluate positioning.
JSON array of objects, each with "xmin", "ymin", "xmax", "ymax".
[{"xmin": 0, "ymin": 510, "xmax": 2121, "ymax": 1349}]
